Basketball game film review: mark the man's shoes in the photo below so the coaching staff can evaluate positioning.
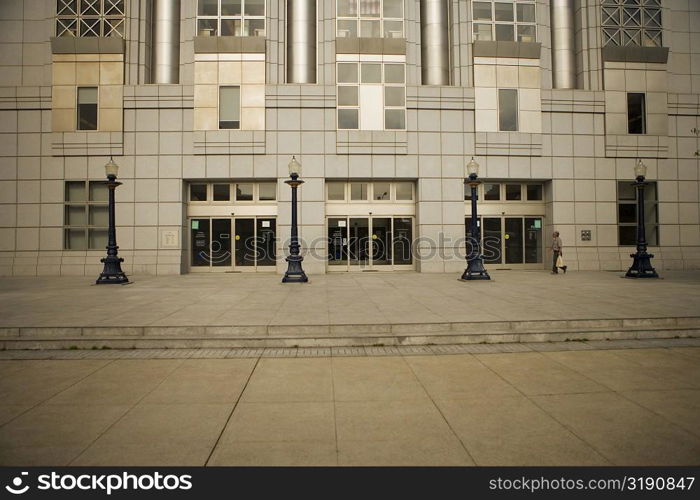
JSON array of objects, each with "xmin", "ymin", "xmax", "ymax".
[{"xmin": 551, "ymin": 271, "xmax": 558, "ymax": 274}]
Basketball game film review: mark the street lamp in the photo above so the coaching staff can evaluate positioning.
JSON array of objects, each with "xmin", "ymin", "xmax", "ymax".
[
  {"xmin": 625, "ymin": 158, "xmax": 659, "ymax": 278},
  {"xmin": 95, "ymin": 157, "xmax": 129, "ymax": 284},
  {"xmin": 282, "ymin": 156, "xmax": 308, "ymax": 283},
  {"xmin": 461, "ymin": 157, "xmax": 490, "ymax": 281}
]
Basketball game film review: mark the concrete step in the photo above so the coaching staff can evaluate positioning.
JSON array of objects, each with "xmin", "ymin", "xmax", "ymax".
[{"xmin": 1, "ymin": 316, "xmax": 699, "ymax": 350}]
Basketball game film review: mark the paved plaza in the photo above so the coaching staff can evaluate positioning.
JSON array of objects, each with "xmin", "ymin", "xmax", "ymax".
[
  {"xmin": 1, "ymin": 270, "xmax": 700, "ymax": 328},
  {"xmin": 1, "ymin": 342, "xmax": 699, "ymax": 466}
]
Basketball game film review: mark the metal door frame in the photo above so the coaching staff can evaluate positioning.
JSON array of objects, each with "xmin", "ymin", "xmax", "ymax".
[
  {"xmin": 188, "ymin": 216, "xmax": 277, "ymax": 273},
  {"xmin": 326, "ymin": 215, "xmax": 415, "ymax": 272}
]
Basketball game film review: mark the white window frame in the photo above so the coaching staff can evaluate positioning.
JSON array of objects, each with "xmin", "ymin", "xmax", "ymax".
[
  {"xmin": 472, "ymin": 0, "xmax": 537, "ymax": 43},
  {"xmin": 197, "ymin": 0, "xmax": 266, "ymax": 37},
  {"xmin": 336, "ymin": 0, "xmax": 405, "ymax": 39}
]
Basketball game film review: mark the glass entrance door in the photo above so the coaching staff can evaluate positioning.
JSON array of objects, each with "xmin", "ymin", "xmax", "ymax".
[
  {"xmin": 234, "ymin": 218, "xmax": 255, "ymax": 267},
  {"xmin": 211, "ymin": 218, "xmax": 232, "ymax": 267},
  {"xmin": 465, "ymin": 216, "xmax": 543, "ymax": 268},
  {"xmin": 189, "ymin": 217, "xmax": 276, "ymax": 272},
  {"xmin": 327, "ymin": 216, "xmax": 413, "ymax": 271},
  {"xmin": 371, "ymin": 217, "xmax": 392, "ymax": 267}
]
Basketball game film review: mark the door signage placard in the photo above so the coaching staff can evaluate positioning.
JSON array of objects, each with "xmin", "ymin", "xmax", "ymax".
[{"xmin": 191, "ymin": 220, "xmax": 199, "ymax": 230}]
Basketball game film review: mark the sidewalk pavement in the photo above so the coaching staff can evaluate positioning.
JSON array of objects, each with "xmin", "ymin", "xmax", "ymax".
[
  {"xmin": 1, "ymin": 341, "xmax": 699, "ymax": 466},
  {"xmin": 1, "ymin": 270, "xmax": 700, "ymax": 328}
]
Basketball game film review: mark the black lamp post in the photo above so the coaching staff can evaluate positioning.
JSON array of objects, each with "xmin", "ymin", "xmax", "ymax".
[
  {"xmin": 282, "ymin": 156, "xmax": 308, "ymax": 283},
  {"xmin": 461, "ymin": 157, "xmax": 490, "ymax": 281},
  {"xmin": 625, "ymin": 159, "xmax": 659, "ymax": 278},
  {"xmin": 96, "ymin": 157, "xmax": 129, "ymax": 284}
]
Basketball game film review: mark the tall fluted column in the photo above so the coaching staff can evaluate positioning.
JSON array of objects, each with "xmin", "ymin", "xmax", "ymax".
[
  {"xmin": 551, "ymin": 0, "xmax": 577, "ymax": 89},
  {"xmin": 287, "ymin": 0, "xmax": 317, "ymax": 84},
  {"xmin": 151, "ymin": 0, "xmax": 181, "ymax": 84},
  {"xmin": 420, "ymin": 0, "xmax": 450, "ymax": 85}
]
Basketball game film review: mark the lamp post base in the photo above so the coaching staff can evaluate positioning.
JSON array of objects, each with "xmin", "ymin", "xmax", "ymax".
[
  {"xmin": 96, "ymin": 255, "xmax": 129, "ymax": 284},
  {"xmin": 460, "ymin": 256, "xmax": 491, "ymax": 281},
  {"xmin": 625, "ymin": 251, "xmax": 659, "ymax": 279},
  {"xmin": 282, "ymin": 255, "xmax": 308, "ymax": 283}
]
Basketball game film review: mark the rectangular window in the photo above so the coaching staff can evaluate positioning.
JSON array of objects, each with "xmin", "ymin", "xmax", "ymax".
[
  {"xmin": 64, "ymin": 180, "xmax": 109, "ymax": 250},
  {"xmin": 473, "ymin": 1, "xmax": 537, "ymax": 43},
  {"xmin": 395, "ymin": 182, "xmax": 413, "ymax": 201},
  {"xmin": 627, "ymin": 93, "xmax": 646, "ymax": 134},
  {"xmin": 327, "ymin": 183, "xmax": 346, "ymax": 200},
  {"xmin": 350, "ymin": 182, "xmax": 369, "ymax": 200},
  {"xmin": 219, "ymin": 86, "xmax": 241, "ymax": 129},
  {"xmin": 601, "ymin": 0, "xmax": 662, "ymax": 47},
  {"xmin": 617, "ymin": 181, "xmax": 658, "ymax": 246},
  {"xmin": 373, "ymin": 182, "xmax": 391, "ymax": 200},
  {"xmin": 56, "ymin": 0, "xmax": 125, "ymax": 38},
  {"xmin": 498, "ymin": 89, "xmax": 518, "ymax": 132},
  {"xmin": 526, "ymin": 184, "xmax": 543, "ymax": 201},
  {"xmin": 338, "ymin": 61, "xmax": 406, "ymax": 131},
  {"xmin": 505, "ymin": 184, "xmax": 522, "ymax": 201},
  {"xmin": 337, "ymin": 0, "xmax": 404, "ymax": 38},
  {"xmin": 197, "ymin": 0, "xmax": 265, "ymax": 36},
  {"xmin": 258, "ymin": 183, "xmax": 277, "ymax": 201},
  {"xmin": 77, "ymin": 87, "xmax": 98, "ymax": 131},
  {"xmin": 190, "ymin": 184, "xmax": 208, "ymax": 202},
  {"xmin": 213, "ymin": 184, "xmax": 231, "ymax": 201},
  {"xmin": 236, "ymin": 183, "xmax": 254, "ymax": 201},
  {"xmin": 484, "ymin": 183, "xmax": 501, "ymax": 201}
]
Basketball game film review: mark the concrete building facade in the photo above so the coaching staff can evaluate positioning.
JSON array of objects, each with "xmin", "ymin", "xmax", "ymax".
[{"xmin": 0, "ymin": 0, "xmax": 698, "ymax": 277}]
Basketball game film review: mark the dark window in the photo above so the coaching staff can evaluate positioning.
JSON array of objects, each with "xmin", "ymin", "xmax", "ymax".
[
  {"xmin": 213, "ymin": 184, "xmax": 230, "ymax": 201},
  {"xmin": 505, "ymin": 184, "xmax": 522, "ymax": 200},
  {"xmin": 617, "ymin": 181, "xmax": 658, "ymax": 246},
  {"xmin": 526, "ymin": 184, "xmax": 543, "ymax": 201},
  {"xmin": 219, "ymin": 86, "xmax": 240, "ymax": 129},
  {"xmin": 498, "ymin": 89, "xmax": 518, "ymax": 131},
  {"xmin": 236, "ymin": 183, "xmax": 254, "ymax": 201},
  {"xmin": 627, "ymin": 93, "xmax": 646, "ymax": 134},
  {"xmin": 77, "ymin": 87, "xmax": 98, "ymax": 130},
  {"xmin": 190, "ymin": 184, "xmax": 208, "ymax": 201},
  {"xmin": 484, "ymin": 183, "xmax": 500, "ymax": 201}
]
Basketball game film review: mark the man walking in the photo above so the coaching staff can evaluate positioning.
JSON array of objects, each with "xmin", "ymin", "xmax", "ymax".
[{"xmin": 551, "ymin": 231, "xmax": 567, "ymax": 274}]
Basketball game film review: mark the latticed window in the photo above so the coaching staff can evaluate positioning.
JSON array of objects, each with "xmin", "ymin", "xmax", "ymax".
[
  {"xmin": 56, "ymin": 0, "xmax": 125, "ymax": 38},
  {"xmin": 197, "ymin": 0, "xmax": 266, "ymax": 37},
  {"xmin": 601, "ymin": 0, "xmax": 662, "ymax": 47}
]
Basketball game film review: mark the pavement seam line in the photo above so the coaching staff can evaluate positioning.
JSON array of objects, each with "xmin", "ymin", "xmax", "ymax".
[
  {"xmin": 401, "ymin": 353, "xmax": 478, "ymax": 466},
  {"xmin": 330, "ymin": 356, "xmax": 340, "ymax": 466},
  {"xmin": 0, "ymin": 358, "xmax": 119, "ymax": 431},
  {"xmin": 66, "ymin": 358, "xmax": 186, "ymax": 466},
  {"xmin": 204, "ymin": 355, "xmax": 262, "ymax": 466},
  {"xmin": 472, "ymin": 351, "xmax": 612, "ymax": 465}
]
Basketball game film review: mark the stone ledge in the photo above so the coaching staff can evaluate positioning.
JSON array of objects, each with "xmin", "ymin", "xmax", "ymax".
[
  {"xmin": 601, "ymin": 45, "xmax": 669, "ymax": 64},
  {"xmin": 193, "ymin": 35, "xmax": 266, "ymax": 54},
  {"xmin": 51, "ymin": 36, "xmax": 125, "ymax": 54},
  {"xmin": 473, "ymin": 41, "xmax": 541, "ymax": 59},
  {"xmin": 336, "ymin": 37, "xmax": 406, "ymax": 55}
]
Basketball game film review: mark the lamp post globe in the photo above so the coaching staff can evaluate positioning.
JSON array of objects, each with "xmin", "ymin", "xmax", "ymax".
[
  {"xmin": 461, "ymin": 157, "xmax": 490, "ymax": 281},
  {"xmin": 625, "ymin": 158, "xmax": 659, "ymax": 278},
  {"xmin": 282, "ymin": 156, "xmax": 308, "ymax": 283},
  {"xmin": 96, "ymin": 157, "xmax": 129, "ymax": 284}
]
